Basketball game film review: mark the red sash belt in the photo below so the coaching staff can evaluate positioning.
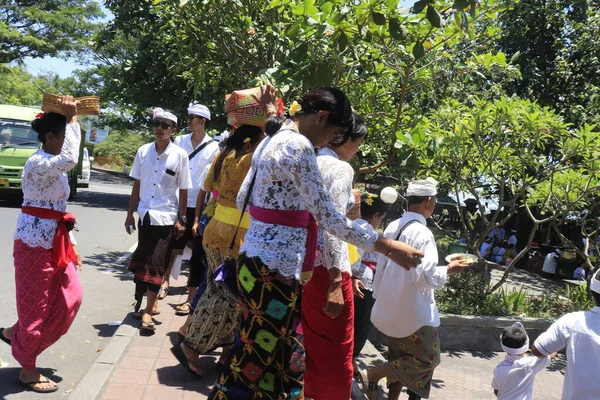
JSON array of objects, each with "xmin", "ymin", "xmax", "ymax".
[
  {"xmin": 249, "ymin": 206, "xmax": 317, "ymax": 281},
  {"xmin": 21, "ymin": 206, "xmax": 77, "ymax": 269},
  {"xmin": 362, "ymin": 260, "xmax": 377, "ymax": 272}
]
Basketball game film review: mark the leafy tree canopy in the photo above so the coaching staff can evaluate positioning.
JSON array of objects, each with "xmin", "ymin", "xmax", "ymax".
[{"xmin": 0, "ymin": 0, "xmax": 103, "ymax": 63}]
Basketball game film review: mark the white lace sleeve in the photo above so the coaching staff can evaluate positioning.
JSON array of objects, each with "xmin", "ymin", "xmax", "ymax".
[
  {"xmin": 41, "ymin": 122, "xmax": 81, "ymax": 173},
  {"xmin": 280, "ymin": 139, "xmax": 377, "ymax": 251},
  {"xmin": 317, "ymin": 154, "xmax": 355, "ymax": 271}
]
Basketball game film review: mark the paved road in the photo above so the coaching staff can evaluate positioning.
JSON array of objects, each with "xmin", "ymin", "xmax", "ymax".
[{"xmin": 0, "ymin": 170, "xmax": 138, "ymax": 399}]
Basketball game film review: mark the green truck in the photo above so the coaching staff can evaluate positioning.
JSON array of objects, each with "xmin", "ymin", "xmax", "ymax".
[{"xmin": 0, "ymin": 105, "xmax": 87, "ymax": 198}]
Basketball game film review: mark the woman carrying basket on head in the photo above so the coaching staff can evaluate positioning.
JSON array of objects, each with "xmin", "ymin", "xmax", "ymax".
[
  {"xmin": 0, "ymin": 96, "xmax": 83, "ymax": 394},
  {"xmin": 207, "ymin": 85, "xmax": 424, "ymax": 400}
]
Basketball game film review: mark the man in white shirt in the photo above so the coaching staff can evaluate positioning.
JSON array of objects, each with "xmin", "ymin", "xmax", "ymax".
[
  {"xmin": 541, "ymin": 249, "xmax": 559, "ymax": 279},
  {"xmin": 124, "ymin": 108, "xmax": 192, "ymax": 332},
  {"xmin": 532, "ymin": 268, "xmax": 600, "ymax": 399},
  {"xmin": 359, "ymin": 178, "xmax": 469, "ymax": 400},
  {"xmin": 162, "ymin": 103, "xmax": 219, "ymax": 315}
]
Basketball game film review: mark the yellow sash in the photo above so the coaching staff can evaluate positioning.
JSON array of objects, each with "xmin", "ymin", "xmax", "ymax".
[
  {"xmin": 213, "ymin": 204, "xmax": 251, "ymax": 229},
  {"xmin": 348, "ymin": 243, "xmax": 360, "ymax": 265}
]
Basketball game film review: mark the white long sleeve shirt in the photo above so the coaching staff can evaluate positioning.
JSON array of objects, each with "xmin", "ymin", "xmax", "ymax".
[
  {"xmin": 371, "ymin": 212, "xmax": 447, "ymax": 338},
  {"xmin": 237, "ymin": 128, "xmax": 378, "ymax": 281},
  {"xmin": 534, "ymin": 307, "xmax": 600, "ymax": 400},
  {"xmin": 315, "ymin": 147, "xmax": 355, "ymax": 274},
  {"xmin": 14, "ymin": 122, "xmax": 81, "ymax": 249}
]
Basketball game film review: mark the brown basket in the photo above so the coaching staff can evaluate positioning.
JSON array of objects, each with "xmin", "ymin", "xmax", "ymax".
[{"xmin": 42, "ymin": 93, "xmax": 100, "ymax": 116}]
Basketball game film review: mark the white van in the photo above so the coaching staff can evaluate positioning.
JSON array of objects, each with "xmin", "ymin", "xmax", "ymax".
[{"xmin": 77, "ymin": 148, "xmax": 92, "ymax": 188}]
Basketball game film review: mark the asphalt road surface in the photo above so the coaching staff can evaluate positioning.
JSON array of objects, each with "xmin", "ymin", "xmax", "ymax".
[{"xmin": 0, "ymin": 170, "xmax": 138, "ymax": 399}]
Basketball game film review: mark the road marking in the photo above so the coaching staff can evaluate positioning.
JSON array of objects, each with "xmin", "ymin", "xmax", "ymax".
[{"xmin": 115, "ymin": 242, "xmax": 138, "ymax": 266}]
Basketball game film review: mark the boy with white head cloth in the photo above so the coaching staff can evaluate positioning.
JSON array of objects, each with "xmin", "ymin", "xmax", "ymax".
[
  {"xmin": 532, "ymin": 268, "xmax": 600, "ymax": 399},
  {"xmin": 359, "ymin": 178, "xmax": 471, "ymax": 400},
  {"xmin": 491, "ymin": 322, "xmax": 555, "ymax": 399}
]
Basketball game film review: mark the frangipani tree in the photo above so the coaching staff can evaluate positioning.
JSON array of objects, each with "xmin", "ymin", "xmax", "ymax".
[{"xmin": 415, "ymin": 97, "xmax": 600, "ymax": 290}]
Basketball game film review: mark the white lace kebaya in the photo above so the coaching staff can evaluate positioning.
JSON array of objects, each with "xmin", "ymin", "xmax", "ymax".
[
  {"xmin": 237, "ymin": 128, "xmax": 378, "ymax": 281},
  {"xmin": 315, "ymin": 147, "xmax": 355, "ymax": 274},
  {"xmin": 14, "ymin": 122, "xmax": 81, "ymax": 249}
]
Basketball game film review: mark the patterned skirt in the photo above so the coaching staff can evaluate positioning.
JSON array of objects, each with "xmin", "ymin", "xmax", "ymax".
[
  {"xmin": 128, "ymin": 215, "xmax": 174, "ymax": 287},
  {"xmin": 12, "ymin": 240, "xmax": 83, "ymax": 370},
  {"xmin": 208, "ymin": 253, "xmax": 305, "ymax": 400},
  {"xmin": 385, "ymin": 326, "xmax": 441, "ymax": 398},
  {"xmin": 184, "ymin": 247, "xmax": 238, "ymax": 354}
]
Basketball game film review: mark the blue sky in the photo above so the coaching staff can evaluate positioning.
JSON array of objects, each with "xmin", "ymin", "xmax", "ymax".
[{"xmin": 24, "ymin": 1, "xmax": 414, "ymax": 78}]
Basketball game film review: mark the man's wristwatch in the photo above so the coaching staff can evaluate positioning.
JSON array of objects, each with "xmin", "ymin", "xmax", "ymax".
[{"xmin": 179, "ymin": 216, "xmax": 188, "ymax": 225}]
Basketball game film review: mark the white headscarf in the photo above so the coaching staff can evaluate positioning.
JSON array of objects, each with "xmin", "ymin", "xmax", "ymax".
[
  {"xmin": 152, "ymin": 107, "xmax": 177, "ymax": 124},
  {"xmin": 188, "ymin": 103, "xmax": 211, "ymax": 120},
  {"xmin": 406, "ymin": 177, "xmax": 438, "ymax": 197},
  {"xmin": 500, "ymin": 322, "xmax": 529, "ymax": 355}
]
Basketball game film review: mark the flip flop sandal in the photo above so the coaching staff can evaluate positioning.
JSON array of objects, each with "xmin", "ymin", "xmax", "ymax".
[
  {"xmin": 157, "ymin": 286, "xmax": 169, "ymax": 300},
  {"xmin": 140, "ymin": 321, "xmax": 156, "ymax": 332},
  {"xmin": 0, "ymin": 328, "xmax": 11, "ymax": 346},
  {"xmin": 17, "ymin": 377, "xmax": 59, "ymax": 393},
  {"xmin": 175, "ymin": 302, "xmax": 191, "ymax": 316},
  {"xmin": 133, "ymin": 311, "xmax": 161, "ymax": 319},
  {"xmin": 357, "ymin": 369, "xmax": 379, "ymax": 400}
]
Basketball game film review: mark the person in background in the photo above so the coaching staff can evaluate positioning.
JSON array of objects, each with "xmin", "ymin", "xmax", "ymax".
[
  {"xmin": 491, "ymin": 322, "xmax": 555, "ymax": 400},
  {"xmin": 0, "ymin": 97, "xmax": 83, "ymax": 393},
  {"xmin": 124, "ymin": 108, "xmax": 192, "ymax": 332},
  {"xmin": 531, "ymin": 268, "xmax": 600, "ymax": 399},
  {"xmin": 351, "ymin": 188, "xmax": 395, "ymax": 367},
  {"xmin": 573, "ymin": 264, "xmax": 587, "ymax": 281},
  {"xmin": 164, "ymin": 103, "xmax": 219, "ymax": 314},
  {"xmin": 492, "ymin": 241, "xmax": 508, "ymax": 264},
  {"xmin": 502, "ymin": 244, "xmax": 518, "ymax": 265},
  {"xmin": 508, "ymin": 230, "xmax": 517, "ymax": 247},
  {"xmin": 540, "ymin": 249, "xmax": 560, "ymax": 279},
  {"xmin": 359, "ymin": 178, "xmax": 470, "ymax": 400},
  {"xmin": 480, "ymin": 237, "xmax": 493, "ymax": 260},
  {"xmin": 489, "ymin": 226, "xmax": 506, "ymax": 243}
]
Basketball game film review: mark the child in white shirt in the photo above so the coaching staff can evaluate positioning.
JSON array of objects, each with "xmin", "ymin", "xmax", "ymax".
[{"xmin": 491, "ymin": 322, "xmax": 555, "ymax": 400}]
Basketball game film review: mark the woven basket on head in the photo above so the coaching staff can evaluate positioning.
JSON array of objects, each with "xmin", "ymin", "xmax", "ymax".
[{"xmin": 42, "ymin": 93, "xmax": 100, "ymax": 116}]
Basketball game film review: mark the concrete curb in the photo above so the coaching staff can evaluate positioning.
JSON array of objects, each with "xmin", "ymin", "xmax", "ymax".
[
  {"xmin": 91, "ymin": 166, "xmax": 132, "ymax": 179},
  {"xmin": 69, "ymin": 252, "xmax": 136, "ymax": 400}
]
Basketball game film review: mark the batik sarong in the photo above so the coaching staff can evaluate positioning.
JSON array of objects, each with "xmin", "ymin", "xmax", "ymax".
[
  {"xmin": 184, "ymin": 247, "xmax": 238, "ymax": 354},
  {"xmin": 385, "ymin": 326, "xmax": 441, "ymax": 398},
  {"xmin": 302, "ymin": 265, "xmax": 354, "ymax": 400},
  {"xmin": 12, "ymin": 240, "xmax": 83, "ymax": 370},
  {"xmin": 208, "ymin": 253, "xmax": 304, "ymax": 400},
  {"xmin": 128, "ymin": 214, "xmax": 174, "ymax": 289}
]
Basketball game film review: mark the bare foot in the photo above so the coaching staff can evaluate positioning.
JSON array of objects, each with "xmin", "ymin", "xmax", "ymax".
[
  {"xmin": 3, "ymin": 326, "xmax": 14, "ymax": 340},
  {"xmin": 19, "ymin": 370, "xmax": 57, "ymax": 392}
]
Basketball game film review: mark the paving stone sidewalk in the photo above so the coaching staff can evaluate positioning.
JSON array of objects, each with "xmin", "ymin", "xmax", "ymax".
[{"xmin": 90, "ymin": 273, "xmax": 565, "ymax": 400}]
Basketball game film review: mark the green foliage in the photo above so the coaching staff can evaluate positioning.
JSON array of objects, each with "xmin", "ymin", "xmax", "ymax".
[
  {"xmin": 566, "ymin": 283, "xmax": 595, "ymax": 311},
  {"xmin": 0, "ymin": 0, "xmax": 103, "ymax": 63},
  {"xmin": 501, "ymin": 286, "xmax": 527, "ymax": 314},
  {"xmin": 437, "ymin": 271, "xmax": 508, "ymax": 316},
  {"xmin": 94, "ymin": 131, "xmax": 153, "ymax": 166},
  {"xmin": 0, "ymin": 65, "xmax": 77, "ymax": 105}
]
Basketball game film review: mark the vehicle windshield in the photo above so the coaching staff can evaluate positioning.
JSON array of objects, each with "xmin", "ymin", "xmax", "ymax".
[{"xmin": 0, "ymin": 119, "xmax": 38, "ymax": 148}]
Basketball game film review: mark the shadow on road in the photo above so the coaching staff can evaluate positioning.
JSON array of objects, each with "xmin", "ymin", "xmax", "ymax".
[
  {"xmin": 445, "ymin": 350, "xmax": 497, "ymax": 361},
  {"xmin": 0, "ymin": 367, "xmax": 63, "ymax": 398},
  {"xmin": 84, "ymin": 250, "xmax": 134, "ymax": 283},
  {"xmin": 70, "ymin": 190, "xmax": 129, "ymax": 212}
]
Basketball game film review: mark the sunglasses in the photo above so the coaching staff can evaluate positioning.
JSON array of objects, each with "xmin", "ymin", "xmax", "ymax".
[{"xmin": 152, "ymin": 120, "xmax": 175, "ymax": 129}]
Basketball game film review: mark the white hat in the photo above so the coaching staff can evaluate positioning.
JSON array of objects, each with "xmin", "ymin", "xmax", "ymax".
[
  {"xmin": 406, "ymin": 177, "xmax": 438, "ymax": 197},
  {"xmin": 188, "ymin": 103, "xmax": 211, "ymax": 120},
  {"xmin": 591, "ymin": 268, "xmax": 600, "ymax": 294},
  {"xmin": 152, "ymin": 107, "xmax": 177, "ymax": 125}
]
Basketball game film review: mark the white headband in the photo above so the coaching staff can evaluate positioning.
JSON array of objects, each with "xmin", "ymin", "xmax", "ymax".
[
  {"xmin": 591, "ymin": 268, "xmax": 600, "ymax": 294},
  {"xmin": 406, "ymin": 177, "xmax": 438, "ymax": 197},
  {"xmin": 188, "ymin": 103, "xmax": 211, "ymax": 120},
  {"xmin": 152, "ymin": 107, "xmax": 177, "ymax": 125},
  {"xmin": 500, "ymin": 322, "xmax": 529, "ymax": 355}
]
